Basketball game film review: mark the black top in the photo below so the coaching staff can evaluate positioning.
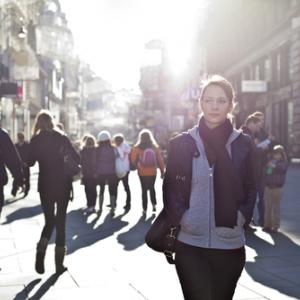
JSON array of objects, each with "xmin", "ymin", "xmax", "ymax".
[
  {"xmin": 28, "ymin": 130, "xmax": 79, "ymax": 198},
  {"xmin": 15, "ymin": 142, "xmax": 30, "ymax": 165},
  {"xmin": 80, "ymin": 147, "xmax": 97, "ymax": 178}
]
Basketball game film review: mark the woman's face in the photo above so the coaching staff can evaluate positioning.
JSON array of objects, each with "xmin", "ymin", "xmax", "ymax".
[{"xmin": 200, "ymin": 84, "xmax": 233, "ymax": 129}]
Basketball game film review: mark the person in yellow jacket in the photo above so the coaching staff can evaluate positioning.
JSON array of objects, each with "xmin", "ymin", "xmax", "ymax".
[{"xmin": 131, "ymin": 129, "xmax": 165, "ymax": 214}]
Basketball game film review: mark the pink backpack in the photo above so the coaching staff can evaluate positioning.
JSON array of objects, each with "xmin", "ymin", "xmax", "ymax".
[{"xmin": 139, "ymin": 148, "xmax": 157, "ymax": 168}]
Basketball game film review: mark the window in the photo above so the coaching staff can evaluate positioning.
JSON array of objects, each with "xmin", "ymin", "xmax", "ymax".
[
  {"xmin": 254, "ymin": 64, "xmax": 260, "ymax": 80},
  {"xmin": 277, "ymin": 53, "xmax": 281, "ymax": 84},
  {"xmin": 280, "ymin": 44, "xmax": 290, "ymax": 86},
  {"xmin": 265, "ymin": 57, "xmax": 271, "ymax": 82}
]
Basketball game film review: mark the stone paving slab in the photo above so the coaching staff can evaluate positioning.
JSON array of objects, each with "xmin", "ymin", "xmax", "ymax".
[{"xmin": 1, "ymin": 168, "xmax": 300, "ymax": 299}]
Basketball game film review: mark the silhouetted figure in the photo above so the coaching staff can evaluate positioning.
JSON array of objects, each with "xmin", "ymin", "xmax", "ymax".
[
  {"xmin": 113, "ymin": 133, "xmax": 131, "ymax": 211},
  {"xmin": 28, "ymin": 110, "xmax": 80, "ymax": 274},
  {"xmin": 251, "ymin": 111, "xmax": 275, "ymax": 227},
  {"xmin": 0, "ymin": 128, "xmax": 23, "ymax": 217},
  {"xmin": 131, "ymin": 129, "xmax": 165, "ymax": 214},
  {"xmin": 96, "ymin": 130, "xmax": 118, "ymax": 214},
  {"xmin": 12, "ymin": 132, "xmax": 30, "ymax": 197},
  {"xmin": 80, "ymin": 134, "xmax": 97, "ymax": 213},
  {"xmin": 263, "ymin": 145, "xmax": 288, "ymax": 232},
  {"xmin": 240, "ymin": 115, "xmax": 262, "ymax": 232}
]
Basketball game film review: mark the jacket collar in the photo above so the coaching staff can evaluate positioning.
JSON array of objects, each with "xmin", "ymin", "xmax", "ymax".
[{"xmin": 188, "ymin": 124, "xmax": 242, "ymax": 146}]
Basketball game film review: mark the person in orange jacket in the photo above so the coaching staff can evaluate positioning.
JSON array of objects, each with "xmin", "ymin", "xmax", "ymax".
[{"xmin": 131, "ymin": 129, "xmax": 165, "ymax": 214}]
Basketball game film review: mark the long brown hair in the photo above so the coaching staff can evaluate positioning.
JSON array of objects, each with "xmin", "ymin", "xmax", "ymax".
[
  {"xmin": 32, "ymin": 110, "xmax": 55, "ymax": 136},
  {"xmin": 135, "ymin": 128, "xmax": 158, "ymax": 147},
  {"xmin": 81, "ymin": 134, "xmax": 96, "ymax": 149}
]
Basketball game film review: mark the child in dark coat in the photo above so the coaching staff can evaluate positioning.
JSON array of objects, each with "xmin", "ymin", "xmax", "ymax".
[{"xmin": 263, "ymin": 145, "xmax": 288, "ymax": 232}]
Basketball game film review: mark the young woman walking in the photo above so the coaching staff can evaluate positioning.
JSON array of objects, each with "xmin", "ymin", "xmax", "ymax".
[
  {"xmin": 28, "ymin": 110, "xmax": 80, "ymax": 274},
  {"xmin": 162, "ymin": 76, "xmax": 256, "ymax": 300},
  {"xmin": 131, "ymin": 129, "xmax": 165, "ymax": 214}
]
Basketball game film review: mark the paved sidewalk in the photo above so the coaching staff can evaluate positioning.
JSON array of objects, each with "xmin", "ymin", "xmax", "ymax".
[{"xmin": 0, "ymin": 166, "xmax": 300, "ymax": 299}]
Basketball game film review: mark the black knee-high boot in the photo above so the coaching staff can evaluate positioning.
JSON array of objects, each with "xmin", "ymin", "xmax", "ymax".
[
  {"xmin": 35, "ymin": 237, "xmax": 48, "ymax": 274},
  {"xmin": 55, "ymin": 246, "xmax": 67, "ymax": 274}
]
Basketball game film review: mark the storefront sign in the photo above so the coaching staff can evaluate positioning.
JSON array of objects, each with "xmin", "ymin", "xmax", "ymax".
[{"xmin": 241, "ymin": 80, "xmax": 268, "ymax": 93}]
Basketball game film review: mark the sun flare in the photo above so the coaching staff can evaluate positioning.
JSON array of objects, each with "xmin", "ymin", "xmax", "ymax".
[{"xmin": 60, "ymin": 0, "xmax": 204, "ymax": 88}]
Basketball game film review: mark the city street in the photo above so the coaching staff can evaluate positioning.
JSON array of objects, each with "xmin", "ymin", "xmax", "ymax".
[{"xmin": 0, "ymin": 165, "xmax": 300, "ymax": 300}]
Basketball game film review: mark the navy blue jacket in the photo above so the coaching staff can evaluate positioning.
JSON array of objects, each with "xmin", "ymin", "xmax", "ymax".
[{"xmin": 163, "ymin": 131, "xmax": 256, "ymax": 226}]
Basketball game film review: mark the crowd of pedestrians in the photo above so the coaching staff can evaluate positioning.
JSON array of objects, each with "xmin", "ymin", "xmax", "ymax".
[{"xmin": 0, "ymin": 74, "xmax": 289, "ymax": 299}]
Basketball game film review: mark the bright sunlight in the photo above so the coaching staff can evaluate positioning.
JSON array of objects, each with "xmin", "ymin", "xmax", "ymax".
[{"xmin": 60, "ymin": 0, "xmax": 205, "ymax": 89}]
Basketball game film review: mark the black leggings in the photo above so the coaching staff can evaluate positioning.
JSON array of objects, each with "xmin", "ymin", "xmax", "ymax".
[
  {"xmin": 98, "ymin": 174, "xmax": 118, "ymax": 197},
  {"xmin": 84, "ymin": 178, "xmax": 97, "ymax": 207},
  {"xmin": 139, "ymin": 175, "xmax": 156, "ymax": 211},
  {"xmin": 39, "ymin": 191, "xmax": 69, "ymax": 246},
  {"xmin": 175, "ymin": 241, "xmax": 245, "ymax": 300}
]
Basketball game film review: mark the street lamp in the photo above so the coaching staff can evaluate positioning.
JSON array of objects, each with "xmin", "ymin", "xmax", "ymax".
[{"xmin": 17, "ymin": 26, "xmax": 27, "ymax": 39}]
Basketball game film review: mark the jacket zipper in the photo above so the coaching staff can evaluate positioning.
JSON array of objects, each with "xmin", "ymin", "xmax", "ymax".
[{"xmin": 208, "ymin": 167, "xmax": 213, "ymax": 247}]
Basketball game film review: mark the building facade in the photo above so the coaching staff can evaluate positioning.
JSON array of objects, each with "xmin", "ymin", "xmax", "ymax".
[
  {"xmin": 0, "ymin": 0, "xmax": 89, "ymax": 141},
  {"xmin": 204, "ymin": 0, "xmax": 300, "ymax": 158}
]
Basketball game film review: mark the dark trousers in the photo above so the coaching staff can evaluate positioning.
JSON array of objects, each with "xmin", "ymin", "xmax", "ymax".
[
  {"xmin": 175, "ymin": 241, "xmax": 245, "ymax": 300},
  {"xmin": 39, "ymin": 191, "xmax": 69, "ymax": 246},
  {"xmin": 83, "ymin": 178, "xmax": 97, "ymax": 208},
  {"xmin": 12, "ymin": 167, "xmax": 30, "ymax": 196},
  {"xmin": 139, "ymin": 175, "xmax": 156, "ymax": 211},
  {"xmin": 118, "ymin": 172, "xmax": 131, "ymax": 206},
  {"xmin": 98, "ymin": 174, "xmax": 118, "ymax": 197},
  {"xmin": 0, "ymin": 185, "xmax": 4, "ymax": 216}
]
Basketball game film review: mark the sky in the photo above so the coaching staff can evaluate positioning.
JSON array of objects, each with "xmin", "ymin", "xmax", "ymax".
[{"xmin": 59, "ymin": 0, "xmax": 205, "ymax": 90}]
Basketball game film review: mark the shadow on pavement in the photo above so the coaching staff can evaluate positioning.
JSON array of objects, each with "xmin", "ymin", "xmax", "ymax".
[
  {"xmin": 117, "ymin": 213, "xmax": 156, "ymax": 251},
  {"xmin": 245, "ymin": 231, "xmax": 300, "ymax": 298},
  {"xmin": 2, "ymin": 204, "xmax": 42, "ymax": 225},
  {"xmin": 4, "ymin": 195, "xmax": 26, "ymax": 206},
  {"xmin": 13, "ymin": 278, "xmax": 41, "ymax": 300},
  {"xmin": 28, "ymin": 273, "xmax": 62, "ymax": 300},
  {"xmin": 67, "ymin": 208, "xmax": 129, "ymax": 255}
]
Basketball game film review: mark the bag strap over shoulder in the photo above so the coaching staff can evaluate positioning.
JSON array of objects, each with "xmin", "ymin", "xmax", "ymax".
[{"xmin": 163, "ymin": 133, "xmax": 199, "ymax": 264}]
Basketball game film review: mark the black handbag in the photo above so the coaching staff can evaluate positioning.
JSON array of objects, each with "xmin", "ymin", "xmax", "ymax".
[
  {"xmin": 145, "ymin": 209, "xmax": 179, "ymax": 264},
  {"xmin": 145, "ymin": 133, "xmax": 199, "ymax": 264},
  {"xmin": 60, "ymin": 140, "xmax": 81, "ymax": 179}
]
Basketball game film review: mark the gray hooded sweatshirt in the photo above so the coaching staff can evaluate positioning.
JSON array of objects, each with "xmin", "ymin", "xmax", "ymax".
[{"xmin": 177, "ymin": 126, "xmax": 246, "ymax": 249}]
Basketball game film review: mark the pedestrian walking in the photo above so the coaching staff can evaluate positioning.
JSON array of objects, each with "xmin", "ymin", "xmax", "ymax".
[
  {"xmin": 96, "ymin": 130, "xmax": 118, "ymax": 214},
  {"xmin": 12, "ymin": 132, "xmax": 30, "ymax": 198},
  {"xmin": 113, "ymin": 133, "xmax": 132, "ymax": 211},
  {"xmin": 0, "ymin": 128, "xmax": 23, "ymax": 218},
  {"xmin": 162, "ymin": 75, "xmax": 256, "ymax": 300},
  {"xmin": 80, "ymin": 134, "xmax": 97, "ymax": 214},
  {"xmin": 130, "ymin": 129, "xmax": 165, "ymax": 214},
  {"xmin": 263, "ymin": 145, "xmax": 288, "ymax": 232},
  {"xmin": 240, "ymin": 115, "xmax": 262, "ymax": 139},
  {"xmin": 28, "ymin": 110, "xmax": 80, "ymax": 274},
  {"xmin": 240, "ymin": 115, "xmax": 263, "ymax": 232},
  {"xmin": 250, "ymin": 111, "xmax": 275, "ymax": 227}
]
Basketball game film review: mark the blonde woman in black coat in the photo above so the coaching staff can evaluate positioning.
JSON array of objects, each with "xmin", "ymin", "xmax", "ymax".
[{"xmin": 28, "ymin": 110, "xmax": 80, "ymax": 274}]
